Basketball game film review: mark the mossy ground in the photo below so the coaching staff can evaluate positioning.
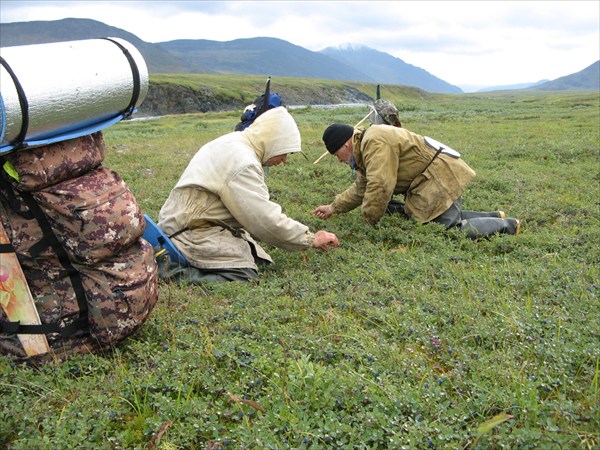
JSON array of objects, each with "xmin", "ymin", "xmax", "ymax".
[{"xmin": 1, "ymin": 88, "xmax": 598, "ymax": 449}]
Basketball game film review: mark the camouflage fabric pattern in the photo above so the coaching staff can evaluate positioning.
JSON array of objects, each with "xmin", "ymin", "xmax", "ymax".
[
  {"xmin": 77, "ymin": 238, "xmax": 158, "ymax": 343},
  {"xmin": 0, "ymin": 196, "xmax": 158, "ymax": 359},
  {"xmin": 0, "ymin": 179, "xmax": 82, "ymax": 338},
  {"xmin": 0, "ymin": 132, "xmax": 158, "ymax": 362},
  {"xmin": 371, "ymin": 99, "xmax": 402, "ymax": 128},
  {"xmin": 5, "ymin": 132, "xmax": 106, "ymax": 192},
  {"xmin": 1, "ymin": 187, "xmax": 96, "ymax": 360},
  {"xmin": 32, "ymin": 166, "xmax": 145, "ymax": 265},
  {"xmin": 0, "ymin": 331, "xmax": 104, "ymax": 364}
]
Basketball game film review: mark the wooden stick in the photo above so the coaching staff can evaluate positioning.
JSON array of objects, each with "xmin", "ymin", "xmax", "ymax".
[{"xmin": 313, "ymin": 151, "xmax": 330, "ymax": 164}]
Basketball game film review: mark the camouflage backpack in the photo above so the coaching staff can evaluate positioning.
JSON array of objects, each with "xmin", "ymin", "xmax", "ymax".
[
  {"xmin": 0, "ymin": 132, "xmax": 158, "ymax": 363},
  {"xmin": 369, "ymin": 85, "xmax": 402, "ymax": 128}
]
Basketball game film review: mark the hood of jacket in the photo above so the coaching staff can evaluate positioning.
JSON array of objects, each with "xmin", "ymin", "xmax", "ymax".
[{"xmin": 242, "ymin": 106, "xmax": 302, "ymax": 164}]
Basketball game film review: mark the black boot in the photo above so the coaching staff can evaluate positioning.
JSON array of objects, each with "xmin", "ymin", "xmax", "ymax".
[
  {"xmin": 385, "ymin": 199, "xmax": 406, "ymax": 215},
  {"xmin": 459, "ymin": 217, "xmax": 520, "ymax": 239},
  {"xmin": 461, "ymin": 210, "xmax": 505, "ymax": 219}
]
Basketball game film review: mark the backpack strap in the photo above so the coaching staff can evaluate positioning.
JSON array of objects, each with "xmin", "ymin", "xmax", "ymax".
[
  {"xmin": 0, "ymin": 316, "xmax": 82, "ymax": 337},
  {"xmin": 0, "ymin": 56, "xmax": 30, "ymax": 152},
  {"xmin": 101, "ymin": 38, "xmax": 142, "ymax": 119},
  {"xmin": 0, "ymin": 177, "xmax": 34, "ymax": 221},
  {"xmin": 0, "ymin": 177, "xmax": 89, "ymax": 337},
  {"xmin": 0, "ymin": 228, "xmax": 84, "ymax": 338}
]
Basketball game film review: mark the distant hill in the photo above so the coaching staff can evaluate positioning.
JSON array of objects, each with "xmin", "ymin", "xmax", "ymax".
[
  {"xmin": 1, "ymin": 18, "xmax": 598, "ymax": 93},
  {"xmin": 0, "ymin": 18, "xmax": 458, "ymax": 93},
  {"xmin": 476, "ymin": 80, "xmax": 549, "ymax": 92},
  {"xmin": 0, "ymin": 19, "xmax": 187, "ymax": 73},
  {"xmin": 320, "ymin": 44, "xmax": 463, "ymax": 94},
  {"xmin": 529, "ymin": 61, "xmax": 599, "ymax": 91},
  {"xmin": 156, "ymin": 37, "xmax": 373, "ymax": 82},
  {"xmin": 0, "ymin": 18, "xmax": 189, "ymax": 74}
]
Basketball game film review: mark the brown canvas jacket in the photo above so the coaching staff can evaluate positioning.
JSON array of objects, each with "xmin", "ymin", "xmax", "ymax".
[{"xmin": 331, "ymin": 125, "xmax": 476, "ymax": 224}]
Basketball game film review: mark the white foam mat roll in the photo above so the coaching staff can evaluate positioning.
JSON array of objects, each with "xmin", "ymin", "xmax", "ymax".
[{"xmin": 0, "ymin": 37, "xmax": 149, "ymax": 154}]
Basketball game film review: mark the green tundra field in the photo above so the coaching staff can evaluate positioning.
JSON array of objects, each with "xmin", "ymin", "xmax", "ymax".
[{"xmin": 1, "ymin": 81, "xmax": 598, "ymax": 449}]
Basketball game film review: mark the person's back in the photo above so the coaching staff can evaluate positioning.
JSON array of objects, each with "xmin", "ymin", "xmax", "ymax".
[
  {"xmin": 333, "ymin": 124, "xmax": 475, "ymax": 224},
  {"xmin": 158, "ymin": 130, "xmax": 264, "ymax": 239}
]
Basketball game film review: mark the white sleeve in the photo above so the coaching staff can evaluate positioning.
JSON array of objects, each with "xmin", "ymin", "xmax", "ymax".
[{"xmin": 220, "ymin": 165, "xmax": 313, "ymax": 251}]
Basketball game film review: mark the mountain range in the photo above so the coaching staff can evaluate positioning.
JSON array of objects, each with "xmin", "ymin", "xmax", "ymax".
[{"xmin": 1, "ymin": 18, "xmax": 598, "ymax": 93}]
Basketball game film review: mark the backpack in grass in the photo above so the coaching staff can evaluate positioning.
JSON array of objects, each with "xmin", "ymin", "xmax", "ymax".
[
  {"xmin": 0, "ymin": 132, "xmax": 158, "ymax": 363},
  {"xmin": 369, "ymin": 85, "xmax": 402, "ymax": 128}
]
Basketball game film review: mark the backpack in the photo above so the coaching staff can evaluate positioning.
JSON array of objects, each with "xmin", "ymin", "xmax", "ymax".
[
  {"xmin": 235, "ymin": 78, "xmax": 283, "ymax": 131},
  {"xmin": 0, "ymin": 132, "xmax": 159, "ymax": 363},
  {"xmin": 369, "ymin": 85, "xmax": 402, "ymax": 128}
]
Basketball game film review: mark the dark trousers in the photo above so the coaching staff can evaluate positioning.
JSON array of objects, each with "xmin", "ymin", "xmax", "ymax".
[{"xmin": 156, "ymin": 251, "xmax": 258, "ymax": 284}]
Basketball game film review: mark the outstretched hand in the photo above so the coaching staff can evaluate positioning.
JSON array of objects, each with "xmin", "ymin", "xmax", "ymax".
[
  {"xmin": 312, "ymin": 230, "xmax": 340, "ymax": 251},
  {"xmin": 311, "ymin": 204, "xmax": 334, "ymax": 220}
]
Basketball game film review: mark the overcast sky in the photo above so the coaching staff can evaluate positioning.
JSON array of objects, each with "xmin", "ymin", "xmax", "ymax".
[{"xmin": 1, "ymin": 1, "xmax": 598, "ymax": 92}]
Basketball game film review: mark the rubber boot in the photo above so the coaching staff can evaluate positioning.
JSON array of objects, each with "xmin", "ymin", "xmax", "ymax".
[
  {"xmin": 461, "ymin": 210, "xmax": 505, "ymax": 219},
  {"xmin": 458, "ymin": 217, "xmax": 520, "ymax": 239}
]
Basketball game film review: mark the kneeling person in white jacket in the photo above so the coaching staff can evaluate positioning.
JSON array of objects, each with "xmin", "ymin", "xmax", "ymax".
[{"xmin": 158, "ymin": 107, "xmax": 339, "ymax": 283}]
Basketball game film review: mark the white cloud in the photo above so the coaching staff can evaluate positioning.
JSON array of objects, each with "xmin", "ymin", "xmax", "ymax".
[{"xmin": 1, "ymin": 0, "xmax": 598, "ymax": 91}]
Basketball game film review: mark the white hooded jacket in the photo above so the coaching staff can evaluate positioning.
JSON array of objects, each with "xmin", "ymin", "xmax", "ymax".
[{"xmin": 158, "ymin": 107, "xmax": 314, "ymax": 270}]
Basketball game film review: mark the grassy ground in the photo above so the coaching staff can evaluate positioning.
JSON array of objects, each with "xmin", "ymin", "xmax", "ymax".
[{"xmin": 1, "ymin": 89, "xmax": 598, "ymax": 449}]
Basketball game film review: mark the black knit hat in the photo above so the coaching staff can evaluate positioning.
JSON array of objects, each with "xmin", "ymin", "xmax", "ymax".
[{"xmin": 322, "ymin": 124, "xmax": 354, "ymax": 154}]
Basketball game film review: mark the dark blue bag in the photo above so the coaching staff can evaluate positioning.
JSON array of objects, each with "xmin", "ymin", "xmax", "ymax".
[{"xmin": 235, "ymin": 78, "xmax": 283, "ymax": 131}]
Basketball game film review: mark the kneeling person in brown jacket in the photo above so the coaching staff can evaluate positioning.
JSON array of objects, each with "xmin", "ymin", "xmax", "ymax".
[{"xmin": 312, "ymin": 123, "xmax": 520, "ymax": 238}]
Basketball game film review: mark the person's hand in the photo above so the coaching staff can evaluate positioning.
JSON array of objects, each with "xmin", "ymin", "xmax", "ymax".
[
  {"xmin": 312, "ymin": 230, "xmax": 340, "ymax": 251},
  {"xmin": 311, "ymin": 204, "xmax": 334, "ymax": 220}
]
